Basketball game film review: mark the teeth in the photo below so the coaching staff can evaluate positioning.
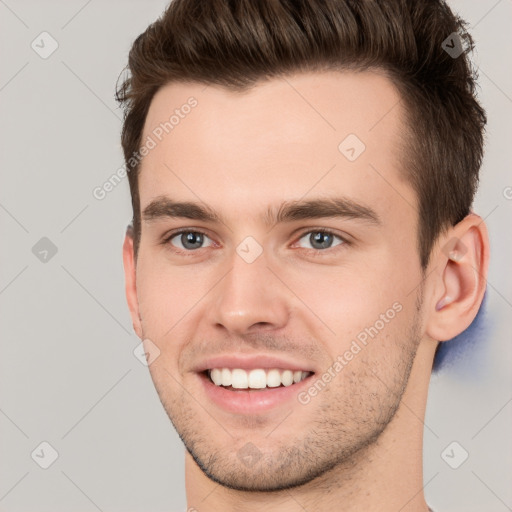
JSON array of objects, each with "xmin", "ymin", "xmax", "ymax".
[
  {"xmin": 281, "ymin": 370, "xmax": 293, "ymax": 386},
  {"xmin": 208, "ymin": 368, "xmax": 310, "ymax": 389},
  {"xmin": 210, "ymin": 368, "xmax": 222, "ymax": 386},
  {"xmin": 221, "ymin": 368, "xmax": 232, "ymax": 386},
  {"xmin": 266, "ymin": 369, "xmax": 281, "ymax": 388},
  {"xmin": 231, "ymin": 369, "xmax": 248, "ymax": 389},
  {"xmin": 248, "ymin": 369, "xmax": 266, "ymax": 389}
]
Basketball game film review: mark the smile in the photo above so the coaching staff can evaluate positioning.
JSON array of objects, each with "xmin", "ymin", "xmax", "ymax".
[{"xmin": 207, "ymin": 368, "xmax": 312, "ymax": 390}]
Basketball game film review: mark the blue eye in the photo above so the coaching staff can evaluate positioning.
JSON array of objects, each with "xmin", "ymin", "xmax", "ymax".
[
  {"xmin": 162, "ymin": 228, "xmax": 346, "ymax": 256},
  {"xmin": 167, "ymin": 231, "xmax": 213, "ymax": 251},
  {"xmin": 296, "ymin": 230, "xmax": 345, "ymax": 250}
]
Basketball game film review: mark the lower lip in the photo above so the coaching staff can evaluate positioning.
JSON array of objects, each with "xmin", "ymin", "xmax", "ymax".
[{"xmin": 198, "ymin": 372, "xmax": 313, "ymax": 414}]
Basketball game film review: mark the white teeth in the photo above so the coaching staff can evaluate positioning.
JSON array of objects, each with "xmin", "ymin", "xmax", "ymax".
[
  {"xmin": 266, "ymin": 369, "xmax": 281, "ymax": 388},
  {"xmin": 231, "ymin": 368, "xmax": 249, "ymax": 389},
  {"xmin": 248, "ymin": 369, "xmax": 267, "ymax": 389},
  {"xmin": 221, "ymin": 368, "xmax": 232, "ymax": 386},
  {"xmin": 208, "ymin": 368, "xmax": 310, "ymax": 389},
  {"xmin": 210, "ymin": 368, "xmax": 222, "ymax": 386},
  {"xmin": 281, "ymin": 370, "xmax": 294, "ymax": 387}
]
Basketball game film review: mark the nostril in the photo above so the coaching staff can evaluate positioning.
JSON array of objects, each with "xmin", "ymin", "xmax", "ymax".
[{"xmin": 249, "ymin": 322, "xmax": 273, "ymax": 330}]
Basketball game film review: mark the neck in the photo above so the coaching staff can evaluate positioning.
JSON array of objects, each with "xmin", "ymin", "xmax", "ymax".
[{"xmin": 185, "ymin": 341, "xmax": 435, "ymax": 512}]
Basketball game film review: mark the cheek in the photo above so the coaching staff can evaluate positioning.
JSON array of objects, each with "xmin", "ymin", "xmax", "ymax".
[
  {"xmin": 135, "ymin": 256, "xmax": 191, "ymax": 339},
  {"xmin": 284, "ymin": 256, "xmax": 419, "ymax": 351}
]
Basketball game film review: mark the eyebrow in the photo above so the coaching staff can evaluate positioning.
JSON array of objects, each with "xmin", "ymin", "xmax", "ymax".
[{"xmin": 142, "ymin": 196, "xmax": 381, "ymax": 227}]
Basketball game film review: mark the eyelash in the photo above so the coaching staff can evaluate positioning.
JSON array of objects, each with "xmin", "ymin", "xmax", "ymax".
[
  {"xmin": 161, "ymin": 228, "xmax": 349, "ymax": 257},
  {"xmin": 293, "ymin": 228, "xmax": 348, "ymax": 256}
]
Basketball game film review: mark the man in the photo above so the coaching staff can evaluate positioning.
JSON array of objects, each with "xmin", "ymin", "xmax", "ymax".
[{"xmin": 117, "ymin": 1, "xmax": 489, "ymax": 510}]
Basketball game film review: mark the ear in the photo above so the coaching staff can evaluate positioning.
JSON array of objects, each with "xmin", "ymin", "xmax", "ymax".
[
  {"xmin": 425, "ymin": 213, "xmax": 490, "ymax": 342},
  {"xmin": 123, "ymin": 226, "xmax": 143, "ymax": 339}
]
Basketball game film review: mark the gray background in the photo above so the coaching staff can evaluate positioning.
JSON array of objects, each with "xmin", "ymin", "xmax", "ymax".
[{"xmin": 0, "ymin": 1, "xmax": 510, "ymax": 511}]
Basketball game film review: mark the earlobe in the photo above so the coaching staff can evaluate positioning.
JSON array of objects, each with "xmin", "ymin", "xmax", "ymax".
[
  {"xmin": 426, "ymin": 215, "xmax": 489, "ymax": 342},
  {"xmin": 122, "ymin": 229, "xmax": 143, "ymax": 339}
]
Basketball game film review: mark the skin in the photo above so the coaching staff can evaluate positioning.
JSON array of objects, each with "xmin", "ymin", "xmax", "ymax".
[{"xmin": 123, "ymin": 70, "xmax": 489, "ymax": 511}]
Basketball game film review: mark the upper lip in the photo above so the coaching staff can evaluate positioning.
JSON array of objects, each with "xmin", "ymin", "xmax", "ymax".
[{"xmin": 193, "ymin": 354, "xmax": 316, "ymax": 373}]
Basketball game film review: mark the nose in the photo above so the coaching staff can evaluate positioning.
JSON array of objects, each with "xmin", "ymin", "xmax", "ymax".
[{"xmin": 207, "ymin": 250, "xmax": 290, "ymax": 336}]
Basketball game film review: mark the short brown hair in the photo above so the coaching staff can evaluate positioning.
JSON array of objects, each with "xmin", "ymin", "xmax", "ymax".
[{"xmin": 116, "ymin": 0, "xmax": 486, "ymax": 267}]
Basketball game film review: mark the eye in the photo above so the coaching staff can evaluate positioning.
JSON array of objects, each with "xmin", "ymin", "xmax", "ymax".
[
  {"xmin": 165, "ymin": 230, "xmax": 214, "ymax": 251},
  {"xmin": 295, "ymin": 229, "xmax": 345, "ymax": 251}
]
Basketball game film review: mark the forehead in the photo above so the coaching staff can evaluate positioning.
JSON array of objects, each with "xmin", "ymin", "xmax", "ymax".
[{"xmin": 138, "ymin": 70, "xmax": 414, "ymax": 225}]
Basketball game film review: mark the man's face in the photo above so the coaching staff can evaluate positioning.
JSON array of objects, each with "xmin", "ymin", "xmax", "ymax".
[{"xmin": 129, "ymin": 71, "xmax": 427, "ymax": 490}]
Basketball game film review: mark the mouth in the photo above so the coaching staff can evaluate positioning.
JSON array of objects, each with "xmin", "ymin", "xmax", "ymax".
[
  {"xmin": 197, "ymin": 362, "xmax": 315, "ymax": 414},
  {"xmin": 205, "ymin": 367, "xmax": 313, "ymax": 390}
]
